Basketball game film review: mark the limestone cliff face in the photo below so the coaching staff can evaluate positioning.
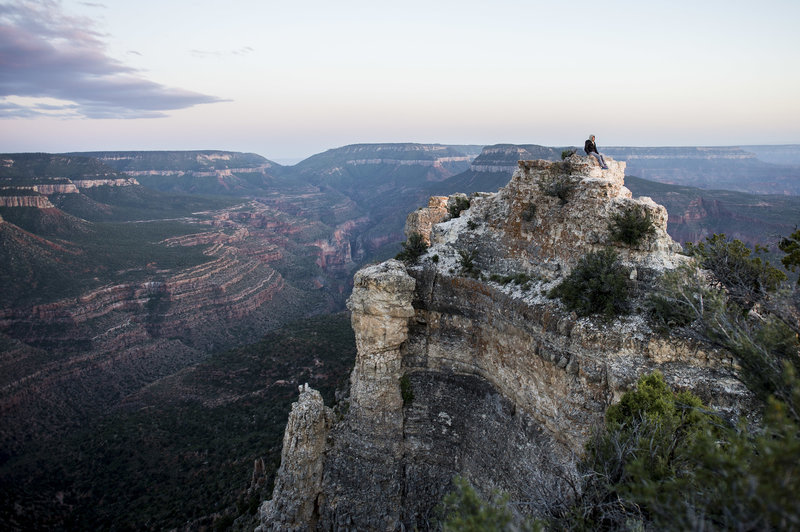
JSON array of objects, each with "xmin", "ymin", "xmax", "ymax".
[
  {"xmin": 260, "ymin": 156, "xmax": 753, "ymax": 531},
  {"xmin": 258, "ymin": 385, "xmax": 334, "ymax": 532},
  {"xmin": 72, "ymin": 178, "xmax": 139, "ymax": 188},
  {"xmin": 0, "ymin": 196, "xmax": 55, "ymax": 208},
  {"xmin": 404, "ymin": 196, "xmax": 449, "ymax": 245}
]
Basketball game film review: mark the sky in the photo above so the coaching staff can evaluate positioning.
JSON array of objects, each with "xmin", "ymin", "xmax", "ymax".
[{"xmin": 1, "ymin": 0, "xmax": 799, "ymax": 162}]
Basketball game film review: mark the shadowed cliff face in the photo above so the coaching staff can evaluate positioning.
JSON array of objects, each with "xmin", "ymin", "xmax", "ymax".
[{"xmin": 260, "ymin": 156, "xmax": 754, "ymax": 531}]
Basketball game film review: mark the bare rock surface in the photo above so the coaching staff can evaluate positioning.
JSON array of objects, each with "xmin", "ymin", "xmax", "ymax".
[
  {"xmin": 260, "ymin": 156, "xmax": 753, "ymax": 531},
  {"xmin": 257, "ymin": 385, "xmax": 333, "ymax": 532}
]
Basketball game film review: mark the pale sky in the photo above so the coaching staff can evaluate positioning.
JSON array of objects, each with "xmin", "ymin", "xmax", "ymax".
[{"xmin": 1, "ymin": 0, "xmax": 799, "ymax": 161}]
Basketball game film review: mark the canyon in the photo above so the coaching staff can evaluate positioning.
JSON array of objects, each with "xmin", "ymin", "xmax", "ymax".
[{"xmin": 0, "ymin": 143, "xmax": 796, "ymax": 530}]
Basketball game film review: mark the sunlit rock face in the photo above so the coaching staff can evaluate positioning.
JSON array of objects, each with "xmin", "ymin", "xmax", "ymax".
[
  {"xmin": 260, "ymin": 156, "xmax": 753, "ymax": 531},
  {"xmin": 404, "ymin": 196, "xmax": 449, "ymax": 245}
]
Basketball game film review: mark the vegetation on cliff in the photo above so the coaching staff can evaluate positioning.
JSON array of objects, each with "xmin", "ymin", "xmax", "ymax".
[
  {"xmin": 396, "ymin": 232, "xmax": 429, "ymax": 264},
  {"xmin": 439, "ymin": 231, "xmax": 800, "ymax": 531},
  {"xmin": 545, "ymin": 368, "xmax": 799, "ymax": 531},
  {"xmin": 443, "ymin": 369, "xmax": 799, "ymax": 531},
  {"xmin": 548, "ymin": 249, "xmax": 632, "ymax": 318},
  {"xmin": 608, "ymin": 205, "xmax": 656, "ymax": 247},
  {"xmin": 605, "ymin": 234, "xmax": 798, "ymax": 529}
]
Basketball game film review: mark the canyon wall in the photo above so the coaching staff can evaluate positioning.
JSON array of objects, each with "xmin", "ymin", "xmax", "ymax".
[
  {"xmin": 0, "ymin": 196, "xmax": 55, "ymax": 208},
  {"xmin": 0, "ymin": 197, "xmax": 360, "ymax": 456},
  {"xmin": 259, "ymin": 155, "xmax": 753, "ymax": 531}
]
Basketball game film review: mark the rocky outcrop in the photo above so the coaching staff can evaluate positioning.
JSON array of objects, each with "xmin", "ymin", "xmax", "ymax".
[
  {"xmin": 73, "ymin": 178, "xmax": 139, "ymax": 188},
  {"xmin": 257, "ymin": 385, "xmax": 334, "ymax": 532},
  {"xmin": 31, "ymin": 183, "xmax": 80, "ymax": 194},
  {"xmin": 260, "ymin": 155, "xmax": 753, "ymax": 531},
  {"xmin": 0, "ymin": 196, "xmax": 55, "ymax": 208},
  {"xmin": 404, "ymin": 196, "xmax": 449, "ymax": 245},
  {"xmin": 0, "ymin": 178, "xmax": 137, "ymax": 201}
]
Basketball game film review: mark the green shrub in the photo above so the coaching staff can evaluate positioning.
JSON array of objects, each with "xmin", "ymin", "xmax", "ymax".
[
  {"xmin": 647, "ymin": 255, "xmax": 799, "ymax": 411},
  {"xmin": 647, "ymin": 292, "xmax": 695, "ymax": 332},
  {"xmin": 395, "ymin": 232, "xmax": 428, "ymax": 264},
  {"xmin": 489, "ymin": 272, "xmax": 535, "ymax": 288},
  {"xmin": 549, "ymin": 249, "xmax": 631, "ymax": 318},
  {"xmin": 608, "ymin": 205, "xmax": 656, "ymax": 247},
  {"xmin": 466, "ymin": 219, "xmax": 479, "ymax": 230},
  {"xmin": 437, "ymin": 476, "xmax": 513, "ymax": 532},
  {"xmin": 685, "ymin": 234, "xmax": 786, "ymax": 309},
  {"xmin": 561, "ymin": 149, "xmax": 576, "ymax": 160},
  {"xmin": 431, "ymin": 254, "xmax": 440, "ymax": 263},
  {"xmin": 552, "ymin": 371, "xmax": 800, "ymax": 532},
  {"xmin": 448, "ymin": 196, "xmax": 471, "ymax": 218},
  {"xmin": 779, "ymin": 228, "xmax": 800, "ymax": 284},
  {"xmin": 458, "ymin": 248, "xmax": 478, "ymax": 277},
  {"xmin": 399, "ymin": 375, "xmax": 414, "ymax": 405}
]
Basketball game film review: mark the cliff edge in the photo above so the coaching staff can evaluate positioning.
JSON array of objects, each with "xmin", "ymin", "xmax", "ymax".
[{"xmin": 258, "ymin": 155, "xmax": 752, "ymax": 531}]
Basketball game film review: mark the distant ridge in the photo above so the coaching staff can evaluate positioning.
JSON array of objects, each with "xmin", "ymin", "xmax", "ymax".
[{"xmin": 66, "ymin": 150, "xmax": 279, "ymax": 172}]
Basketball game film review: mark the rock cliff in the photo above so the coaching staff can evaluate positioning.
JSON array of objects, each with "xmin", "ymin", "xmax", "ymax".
[
  {"xmin": 259, "ymin": 155, "xmax": 753, "ymax": 530},
  {"xmin": 0, "ymin": 195, "xmax": 55, "ymax": 208}
]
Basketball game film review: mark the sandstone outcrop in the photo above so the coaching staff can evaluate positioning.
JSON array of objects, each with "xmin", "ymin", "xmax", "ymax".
[
  {"xmin": 72, "ymin": 178, "xmax": 139, "ymax": 188},
  {"xmin": 260, "ymin": 155, "xmax": 754, "ymax": 531},
  {"xmin": 257, "ymin": 385, "xmax": 334, "ymax": 532},
  {"xmin": 404, "ymin": 196, "xmax": 449, "ymax": 245},
  {"xmin": 0, "ymin": 196, "xmax": 55, "ymax": 208}
]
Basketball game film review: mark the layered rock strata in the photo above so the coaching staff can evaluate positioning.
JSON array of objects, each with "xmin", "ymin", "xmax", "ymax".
[
  {"xmin": 0, "ymin": 196, "xmax": 55, "ymax": 208},
  {"xmin": 260, "ymin": 156, "xmax": 752, "ymax": 530},
  {"xmin": 0, "ymin": 198, "xmax": 359, "ymax": 456}
]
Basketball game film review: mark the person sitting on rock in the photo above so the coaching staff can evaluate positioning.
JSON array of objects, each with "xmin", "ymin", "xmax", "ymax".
[{"xmin": 584, "ymin": 134, "xmax": 608, "ymax": 169}]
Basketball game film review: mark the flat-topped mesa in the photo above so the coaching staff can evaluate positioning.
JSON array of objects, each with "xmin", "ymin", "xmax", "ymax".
[
  {"xmin": 72, "ymin": 178, "xmax": 140, "ymax": 188},
  {"xmin": 0, "ymin": 195, "xmax": 55, "ymax": 208}
]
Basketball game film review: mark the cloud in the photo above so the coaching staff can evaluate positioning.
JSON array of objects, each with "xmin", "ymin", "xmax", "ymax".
[
  {"xmin": 190, "ymin": 46, "xmax": 254, "ymax": 58},
  {"xmin": 0, "ymin": 0, "xmax": 227, "ymax": 119}
]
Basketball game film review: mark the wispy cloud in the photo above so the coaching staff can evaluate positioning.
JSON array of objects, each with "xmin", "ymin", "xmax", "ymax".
[
  {"xmin": 0, "ymin": 0, "xmax": 227, "ymax": 119},
  {"xmin": 190, "ymin": 46, "xmax": 254, "ymax": 58}
]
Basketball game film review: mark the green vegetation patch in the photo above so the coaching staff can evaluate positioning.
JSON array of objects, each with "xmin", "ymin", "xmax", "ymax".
[
  {"xmin": 779, "ymin": 228, "xmax": 800, "ymax": 284},
  {"xmin": 0, "ymin": 313, "xmax": 357, "ymax": 531},
  {"xmin": 685, "ymin": 234, "xmax": 785, "ymax": 310},
  {"xmin": 608, "ymin": 205, "xmax": 656, "ymax": 247},
  {"xmin": 458, "ymin": 248, "xmax": 479, "ymax": 278},
  {"xmin": 437, "ymin": 476, "xmax": 518, "ymax": 532},
  {"xmin": 489, "ymin": 272, "xmax": 535, "ymax": 291},
  {"xmin": 448, "ymin": 196, "xmax": 471, "ymax": 218},
  {"xmin": 396, "ymin": 232, "xmax": 428, "ymax": 264},
  {"xmin": 548, "ymin": 371, "xmax": 800, "ymax": 531},
  {"xmin": 549, "ymin": 249, "xmax": 631, "ymax": 318},
  {"xmin": 400, "ymin": 375, "xmax": 414, "ymax": 405}
]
